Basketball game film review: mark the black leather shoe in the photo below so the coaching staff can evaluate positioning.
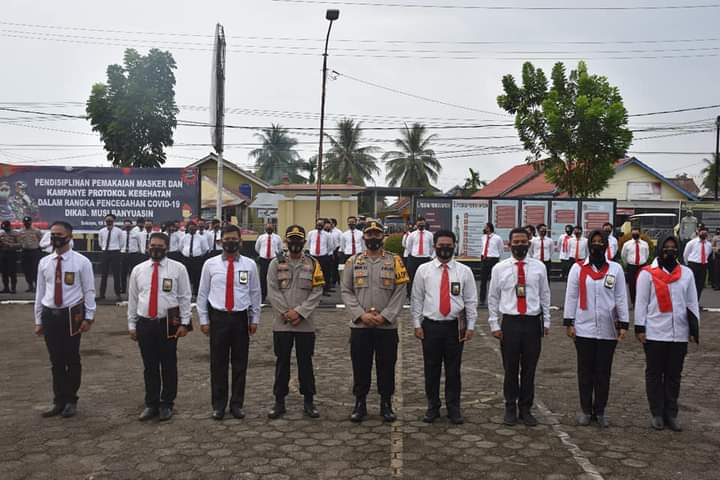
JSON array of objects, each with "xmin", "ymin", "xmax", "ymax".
[
  {"xmin": 596, "ymin": 414, "xmax": 610, "ymax": 428},
  {"xmin": 268, "ymin": 402, "xmax": 286, "ymax": 419},
  {"xmin": 423, "ymin": 408, "xmax": 441, "ymax": 423},
  {"xmin": 447, "ymin": 411, "xmax": 464, "ymax": 425},
  {"xmin": 212, "ymin": 409, "xmax": 225, "ymax": 421},
  {"xmin": 158, "ymin": 407, "xmax": 173, "ymax": 421},
  {"xmin": 303, "ymin": 402, "xmax": 320, "ymax": 419},
  {"xmin": 576, "ymin": 413, "xmax": 592, "ymax": 426},
  {"xmin": 519, "ymin": 410, "xmax": 538, "ymax": 427},
  {"xmin": 61, "ymin": 403, "xmax": 77, "ymax": 418},
  {"xmin": 139, "ymin": 407, "xmax": 159, "ymax": 421},
  {"xmin": 380, "ymin": 399, "xmax": 397, "ymax": 423},
  {"xmin": 665, "ymin": 416, "xmax": 682, "ymax": 432},
  {"xmin": 651, "ymin": 416, "xmax": 664, "ymax": 430},
  {"xmin": 350, "ymin": 397, "xmax": 367, "ymax": 423},
  {"xmin": 41, "ymin": 404, "xmax": 64, "ymax": 418},
  {"xmin": 230, "ymin": 406, "xmax": 245, "ymax": 419},
  {"xmin": 503, "ymin": 406, "xmax": 518, "ymax": 426}
]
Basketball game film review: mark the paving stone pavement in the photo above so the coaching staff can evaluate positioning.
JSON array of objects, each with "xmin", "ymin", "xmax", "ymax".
[{"xmin": 0, "ymin": 303, "xmax": 719, "ymax": 480}]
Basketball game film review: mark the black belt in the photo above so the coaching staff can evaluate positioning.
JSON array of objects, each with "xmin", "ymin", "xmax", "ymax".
[
  {"xmin": 503, "ymin": 314, "xmax": 541, "ymax": 320},
  {"xmin": 209, "ymin": 307, "xmax": 248, "ymax": 318},
  {"xmin": 43, "ymin": 306, "xmax": 70, "ymax": 315},
  {"xmin": 137, "ymin": 316, "xmax": 167, "ymax": 322},
  {"xmin": 423, "ymin": 317, "xmax": 458, "ymax": 324}
]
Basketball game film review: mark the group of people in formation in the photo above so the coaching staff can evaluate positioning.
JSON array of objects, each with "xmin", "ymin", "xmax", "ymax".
[{"xmin": 34, "ymin": 215, "xmax": 699, "ymax": 432}]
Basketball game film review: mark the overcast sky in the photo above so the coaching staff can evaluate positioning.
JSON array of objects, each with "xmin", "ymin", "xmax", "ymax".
[{"xmin": 1, "ymin": 0, "xmax": 718, "ymax": 191}]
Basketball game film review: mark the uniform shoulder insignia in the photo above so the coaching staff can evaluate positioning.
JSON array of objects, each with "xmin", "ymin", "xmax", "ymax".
[
  {"xmin": 393, "ymin": 254, "xmax": 409, "ymax": 285},
  {"xmin": 312, "ymin": 258, "xmax": 325, "ymax": 287}
]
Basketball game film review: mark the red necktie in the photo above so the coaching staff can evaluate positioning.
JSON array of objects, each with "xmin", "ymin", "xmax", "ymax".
[
  {"xmin": 351, "ymin": 233, "xmax": 356, "ymax": 255},
  {"xmin": 54, "ymin": 256, "xmax": 63, "ymax": 306},
  {"xmin": 315, "ymin": 232, "xmax": 321, "ymax": 255},
  {"xmin": 226, "ymin": 256, "xmax": 235, "ymax": 310},
  {"xmin": 562, "ymin": 235, "xmax": 569, "ymax": 253},
  {"xmin": 266, "ymin": 235, "xmax": 271, "ymax": 258},
  {"xmin": 701, "ymin": 241, "xmax": 706, "ymax": 264},
  {"xmin": 575, "ymin": 238, "xmax": 580, "ymax": 259},
  {"xmin": 148, "ymin": 261, "xmax": 159, "ymax": 318},
  {"xmin": 635, "ymin": 241, "xmax": 640, "ymax": 265},
  {"xmin": 517, "ymin": 261, "xmax": 527, "ymax": 314},
  {"xmin": 606, "ymin": 245, "xmax": 612, "ymax": 261},
  {"xmin": 540, "ymin": 238, "xmax": 545, "ymax": 262},
  {"xmin": 483, "ymin": 234, "xmax": 490, "ymax": 258},
  {"xmin": 419, "ymin": 231, "xmax": 424, "ymax": 256},
  {"xmin": 439, "ymin": 264, "xmax": 451, "ymax": 316}
]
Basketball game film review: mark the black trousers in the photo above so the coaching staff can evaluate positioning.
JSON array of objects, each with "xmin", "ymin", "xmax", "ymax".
[
  {"xmin": 42, "ymin": 307, "xmax": 82, "ymax": 406},
  {"xmin": 313, "ymin": 255, "xmax": 333, "ymax": 292},
  {"xmin": 209, "ymin": 309, "xmax": 250, "ymax": 410},
  {"xmin": 0, "ymin": 250, "xmax": 18, "ymax": 290},
  {"xmin": 541, "ymin": 260, "xmax": 551, "ymax": 280},
  {"xmin": 21, "ymin": 248, "xmax": 41, "ymax": 287},
  {"xmin": 709, "ymin": 255, "xmax": 717, "ymax": 289},
  {"xmin": 574, "ymin": 337, "xmax": 617, "ymax": 415},
  {"xmin": 644, "ymin": 340, "xmax": 687, "ymax": 418},
  {"xmin": 688, "ymin": 262, "xmax": 707, "ymax": 303},
  {"xmin": 136, "ymin": 318, "xmax": 178, "ymax": 409},
  {"xmin": 257, "ymin": 257, "xmax": 272, "ymax": 301},
  {"xmin": 99, "ymin": 250, "xmax": 121, "ymax": 297},
  {"xmin": 350, "ymin": 328, "xmax": 398, "ymax": 398},
  {"xmin": 168, "ymin": 251, "xmax": 182, "ymax": 263},
  {"xmin": 422, "ymin": 319, "xmax": 464, "ymax": 412},
  {"xmin": 479, "ymin": 257, "xmax": 499, "ymax": 303},
  {"xmin": 183, "ymin": 256, "xmax": 204, "ymax": 295},
  {"xmin": 561, "ymin": 259, "xmax": 572, "ymax": 280},
  {"xmin": 407, "ymin": 255, "xmax": 432, "ymax": 296},
  {"xmin": 120, "ymin": 253, "xmax": 133, "ymax": 293},
  {"xmin": 331, "ymin": 250, "xmax": 340, "ymax": 286},
  {"xmin": 500, "ymin": 315, "xmax": 542, "ymax": 410},
  {"xmin": 273, "ymin": 331, "xmax": 316, "ymax": 400},
  {"xmin": 625, "ymin": 264, "xmax": 643, "ymax": 305}
]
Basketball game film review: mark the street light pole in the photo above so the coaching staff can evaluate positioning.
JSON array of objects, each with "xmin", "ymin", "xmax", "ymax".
[
  {"xmin": 715, "ymin": 115, "xmax": 720, "ymax": 200},
  {"xmin": 315, "ymin": 9, "xmax": 339, "ymax": 222}
]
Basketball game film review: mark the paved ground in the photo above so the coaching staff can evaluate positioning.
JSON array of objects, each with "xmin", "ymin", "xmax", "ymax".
[{"xmin": 1, "ymin": 282, "xmax": 720, "ymax": 480}]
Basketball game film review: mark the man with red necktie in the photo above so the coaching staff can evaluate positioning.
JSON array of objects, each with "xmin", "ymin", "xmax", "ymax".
[
  {"xmin": 682, "ymin": 224, "xmax": 713, "ymax": 304},
  {"xmin": 488, "ymin": 228, "xmax": 551, "ymax": 427},
  {"xmin": 411, "ymin": 229, "xmax": 477, "ymax": 425},
  {"xmin": 478, "ymin": 222, "xmax": 505, "ymax": 305},
  {"xmin": 404, "ymin": 216, "xmax": 434, "ymax": 296},
  {"xmin": 558, "ymin": 224, "xmax": 575, "ymax": 280},
  {"xmin": 602, "ymin": 222, "xmax": 618, "ymax": 262},
  {"xmin": 127, "ymin": 232, "xmax": 192, "ymax": 422},
  {"xmin": 255, "ymin": 223, "xmax": 282, "ymax": 303},
  {"xmin": 529, "ymin": 223, "xmax": 554, "ymax": 279},
  {"xmin": 306, "ymin": 218, "xmax": 333, "ymax": 296},
  {"xmin": 621, "ymin": 227, "xmax": 650, "ymax": 305},
  {"xmin": 197, "ymin": 225, "xmax": 262, "ymax": 421}
]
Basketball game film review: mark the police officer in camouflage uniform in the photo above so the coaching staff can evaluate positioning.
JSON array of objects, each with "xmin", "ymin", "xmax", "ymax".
[
  {"xmin": 341, "ymin": 220, "xmax": 409, "ymax": 423},
  {"xmin": 266, "ymin": 225, "xmax": 325, "ymax": 420}
]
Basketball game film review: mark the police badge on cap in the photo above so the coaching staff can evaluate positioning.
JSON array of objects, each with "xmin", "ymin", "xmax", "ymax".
[{"xmin": 363, "ymin": 221, "xmax": 384, "ymax": 234}]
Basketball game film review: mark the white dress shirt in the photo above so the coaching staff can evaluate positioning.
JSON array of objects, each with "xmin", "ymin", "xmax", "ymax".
[
  {"xmin": 635, "ymin": 260, "xmax": 699, "ymax": 342},
  {"xmin": 405, "ymin": 229, "xmax": 434, "ymax": 258},
  {"xmin": 98, "ymin": 226, "xmax": 124, "ymax": 251},
  {"xmin": 331, "ymin": 227, "xmax": 343, "ymax": 252},
  {"xmin": 180, "ymin": 232, "xmax": 209, "ymax": 257},
  {"xmin": 255, "ymin": 233, "xmax": 283, "ymax": 259},
  {"xmin": 568, "ymin": 236, "xmax": 588, "ymax": 260},
  {"xmin": 557, "ymin": 233, "xmax": 573, "ymax": 260},
  {"xmin": 34, "ymin": 249, "xmax": 96, "ymax": 325},
  {"xmin": 563, "ymin": 260, "xmax": 629, "ymax": 340},
  {"xmin": 411, "ymin": 258, "xmax": 478, "ymax": 329},
  {"xmin": 206, "ymin": 228, "xmax": 223, "ymax": 252},
  {"xmin": 169, "ymin": 231, "xmax": 184, "ymax": 253},
  {"xmin": 480, "ymin": 233, "xmax": 505, "ymax": 259},
  {"xmin": 606, "ymin": 234, "xmax": 618, "ymax": 259},
  {"xmin": 135, "ymin": 229, "xmax": 155, "ymax": 255},
  {"xmin": 529, "ymin": 236, "xmax": 554, "ymax": 262},
  {"xmin": 487, "ymin": 256, "xmax": 551, "ymax": 332},
  {"xmin": 342, "ymin": 229, "xmax": 365, "ymax": 256},
  {"xmin": 127, "ymin": 257, "xmax": 192, "ymax": 330},
  {"xmin": 306, "ymin": 229, "xmax": 333, "ymax": 256},
  {"xmin": 621, "ymin": 238, "xmax": 650, "ymax": 266},
  {"xmin": 197, "ymin": 254, "xmax": 262, "ymax": 325},
  {"xmin": 401, "ymin": 232, "xmax": 410, "ymax": 257},
  {"xmin": 683, "ymin": 237, "xmax": 713, "ymax": 264}
]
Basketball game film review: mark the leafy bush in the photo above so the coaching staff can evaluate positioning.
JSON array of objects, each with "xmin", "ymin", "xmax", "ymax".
[{"xmin": 384, "ymin": 233, "xmax": 403, "ymax": 255}]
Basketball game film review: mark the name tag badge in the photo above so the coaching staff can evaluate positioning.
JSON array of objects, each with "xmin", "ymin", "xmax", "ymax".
[
  {"xmin": 238, "ymin": 271, "xmax": 249, "ymax": 285},
  {"xmin": 162, "ymin": 278, "xmax": 173, "ymax": 292},
  {"xmin": 451, "ymin": 282, "xmax": 461, "ymax": 296},
  {"xmin": 515, "ymin": 284, "xmax": 526, "ymax": 298},
  {"xmin": 604, "ymin": 274, "xmax": 616, "ymax": 289},
  {"xmin": 64, "ymin": 272, "xmax": 75, "ymax": 286}
]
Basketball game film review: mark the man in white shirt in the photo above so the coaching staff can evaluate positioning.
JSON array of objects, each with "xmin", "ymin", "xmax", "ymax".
[
  {"xmin": 34, "ymin": 221, "xmax": 96, "ymax": 419},
  {"xmin": 488, "ymin": 227, "xmax": 551, "ymax": 427},
  {"xmin": 306, "ymin": 219, "xmax": 334, "ymax": 296},
  {"xmin": 254, "ymin": 223, "xmax": 283, "ymax": 302},
  {"xmin": 412, "ymin": 229, "xmax": 478, "ymax": 425},
  {"xmin": 97, "ymin": 213, "xmax": 124, "ymax": 301},
  {"xmin": 603, "ymin": 222, "xmax": 618, "ymax": 261},
  {"xmin": 568, "ymin": 226, "xmax": 588, "ymax": 264},
  {"xmin": 405, "ymin": 217, "xmax": 434, "ymax": 296},
  {"xmin": 206, "ymin": 219, "xmax": 223, "ymax": 257},
  {"xmin": 127, "ymin": 232, "xmax": 192, "ymax": 422},
  {"xmin": 137, "ymin": 219, "xmax": 155, "ymax": 257},
  {"xmin": 330, "ymin": 218, "xmax": 343, "ymax": 287},
  {"xmin": 529, "ymin": 223, "xmax": 554, "ymax": 279},
  {"xmin": 197, "ymin": 224, "xmax": 261, "ymax": 420},
  {"xmin": 120, "ymin": 219, "xmax": 135, "ymax": 294},
  {"xmin": 341, "ymin": 216, "xmax": 364, "ymax": 263},
  {"xmin": 683, "ymin": 224, "xmax": 712, "ymax": 303},
  {"xmin": 479, "ymin": 222, "xmax": 505, "ymax": 305},
  {"xmin": 621, "ymin": 227, "xmax": 650, "ymax": 305},
  {"xmin": 635, "ymin": 235, "xmax": 699, "ymax": 432},
  {"xmin": 401, "ymin": 223, "xmax": 414, "ymax": 267},
  {"xmin": 558, "ymin": 224, "xmax": 574, "ymax": 280},
  {"xmin": 167, "ymin": 221, "xmax": 185, "ymax": 262},
  {"xmin": 180, "ymin": 221, "xmax": 209, "ymax": 295}
]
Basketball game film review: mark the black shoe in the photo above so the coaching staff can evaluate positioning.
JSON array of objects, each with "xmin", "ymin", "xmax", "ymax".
[
  {"xmin": 25, "ymin": 287, "xmax": 34, "ymax": 293},
  {"xmin": 350, "ymin": 397, "xmax": 367, "ymax": 423},
  {"xmin": 230, "ymin": 406, "xmax": 245, "ymax": 419},
  {"xmin": 41, "ymin": 404, "xmax": 64, "ymax": 418},
  {"xmin": 447, "ymin": 411, "xmax": 464, "ymax": 425},
  {"xmin": 97, "ymin": 295, "xmax": 106, "ymax": 301},
  {"xmin": 304, "ymin": 402, "xmax": 320, "ymax": 419},
  {"xmin": 380, "ymin": 399, "xmax": 397, "ymax": 423},
  {"xmin": 268, "ymin": 402, "xmax": 286, "ymax": 419},
  {"xmin": 158, "ymin": 407, "xmax": 173, "ymax": 421},
  {"xmin": 423, "ymin": 408, "xmax": 441, "ymax": 423},
  {"xmin": 61, "ymin": 403, "xmax": 77, "ymax": 418},
  {"xmin": 576, "ymin": 413, "xmax": 592, "ymax": 426},
  {"xmin": 665, "ymin": 416, "xmax": 682, "ymax": 432},
  {"xmin": 651, "ymin": 416, "xmax": 664, "ymax": 430},
  {"xmin": 519, "ymin": 409, "xmax": 538, "ymax": 427},
  {"xmin": 596, "ymin": 414, "xmax": 610, "ymax": 428},
  {"xmin": 115, "ymin": 295, "xmax": 122, "ymax": 302},
  {"xmin": 503, "ymin": 406, "xmax": 518, "ymax": 426},
  {"xmin": 0, "ymin": 289, "xmax": 10, "ymax": 294},
  {"xmin": 139, "ymin": 407, "xmax": 159, "ymax": 421},
  {"xmin": 212, "ymin": 409, "xmax": 225, "ymax": 421},
  {"xmin": 10, "ymin": 288, "xmax": 16, "ymax": 294}
]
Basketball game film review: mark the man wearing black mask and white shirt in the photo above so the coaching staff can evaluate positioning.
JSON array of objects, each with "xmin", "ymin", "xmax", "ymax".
[
  {"xmin": 306, "ymin": 219, "xmax": 334, "ymax": 296},
  {"xmin": 636, "ymin": 236, "xmax": 699, "ymax": 432},
  {"xmin": 488, "ymin": 227, "xmax": 551, "ymax": 427},
  {"xmin": 34, "ymin": 221, "xmax": 96, "ymax": 418},
  {"xmin": 602, "ymin": 222, "xmax": 618, "ymax": 261},
  {"xmin": 207, "ymin": 219, "xmax": 223, "ymax": 257},
  {"xmin": 180, "ymin": 222, "xmax": 209, "ymax": 295},
  {"xmin": 255, "ymin": 223, "xmax": 283, "ymax": 303},
  {"xmin": 479, "ymin": 222, "xmax": 504, "ymax": 305},
  {"xmin": 405, "ymin": 217, "xmax": 434, "ymax": 295},
  {"xmin": 568, "ymin": 225, "xmax": 588, "ymax": 264},
  {"xmin": 97, "ymin": 213, "xmax": 124, "ymax": 301},
  {"xmin": 411, "ymin": 230, "xmax": 477, "ymax": 425},
  {"xmin": 558, "ymin": 224, "xmax": 574, "ymax": 280},
  {"xmin": 341, "ymin": 216, "xmax": 364, "ymax": 263},
  {"xmin": 529, "ymin": 223, "xmax": 553, "ymax": 279},
  {"xmin": 621, "ymin": 227, "xmax": 649, "ymax": 305},
  {"xmin": 683, "ymin": 224, "xmax": 712, "ymax": 303}
]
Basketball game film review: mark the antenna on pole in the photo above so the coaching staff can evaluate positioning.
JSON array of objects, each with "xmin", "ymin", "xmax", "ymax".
[{"xmin": 211, "ymin": 23, "xmax": 226, "ymax": 222}]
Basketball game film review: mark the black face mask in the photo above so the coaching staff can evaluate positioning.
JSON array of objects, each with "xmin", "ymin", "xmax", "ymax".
[
  {"xmin": 149, "ymin": 247, "xmax": 166, "ymax": 261},
  {"xmin": 632, "ymin": 233, "xmax": 640, "ymax": 240},
  {"xmin": 700, "ymin": 233, "xmax": 708, "ymax": 240},
  {"xmin": 589, "ymin": 243, "xmax": 605, "ymax": 258},
  {"xmin": 51, "ymin": 235, "xmax": 69, "ymax": 248},
  {"xmin": 417, "ymin": 224, "xmax": 425, "ymax": 231},
  {"xmin": 349, "ymin": 224, "xmax": 356, "ymax": 230},
  {"xmin": 266, "ymin": 228, "xmax": 274, "ymax": 234},
  {"xmin": 223, "ymin": 241, "xmax": 240, "ymax": 254},
  {"xmin": 435, "ymin": 246, "xmax": 453, "ymax": 260},
  {"xmin": 539, "ymin": 230, "xmax": 546, "ymax": 237},
  {"xmin": 106, "ymin": 221, "xmax": 113, "ymax": 227},
  {"xmin": 565, "ymin": 228, "xmax": 573, "ymax": 235},
  {"xmin": 511, "ymin": 244, "xmax": 529, "ymax": 260},
  {"xmin": 288, "ymin": 242, "xmax": 304, "ymax": 254},
  {"xmin": 365, "ymin": 238, "xmax": 383, "ymax": 251},
  {"xmin": 316, "ymin": 225, "xmax": 323, "ymax": 231},
  {"xmin": 23, "ymin": 222, "xmax": 31, "ymax": 229},
  {"xmin": 660, "ymin": 248, "xmax": 679, "ymax": 270}
]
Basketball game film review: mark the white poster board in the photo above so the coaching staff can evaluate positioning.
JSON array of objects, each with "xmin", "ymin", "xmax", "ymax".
[
  {"xmin": 491, "ymin": 199, "xmax": 519, "ymax": 258},
  {"xmin": 452, "ymin": 199, "xmax": 489, "ymax": 258},
  {"xmin": 550, "ymin": 200, "xmax": 579, "ymax": 261}
]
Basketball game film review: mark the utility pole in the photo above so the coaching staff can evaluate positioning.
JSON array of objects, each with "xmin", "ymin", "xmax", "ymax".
[
  {"xmin": 212, "ymin": 24, "xmax": 226, "ymax": 221},
  {"xmin": 715, "ymin": 115, "xmax": 719, "ymax": 200}
]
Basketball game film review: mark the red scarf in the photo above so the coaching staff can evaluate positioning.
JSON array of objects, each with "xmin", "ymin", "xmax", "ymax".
[
  {"xmin": 646, "ymin": 265, "xmax": 682, "ymax": 312},
  {"xmin": 579, "ymin": 263, "xmax": 609, "ymax": 310}
]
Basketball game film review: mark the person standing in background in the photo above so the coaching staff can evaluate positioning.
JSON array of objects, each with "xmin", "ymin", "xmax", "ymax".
[
  {"xmin": 621, "ymin": 227, "xmax": 650, "ymax": 305},
  {"xmin": 181, "ymin": 221, "xmax": 209, "ymax": 295},
  {"xmin": 255, "ymin": 223, "xmax": 283, "ymax": 303},
  {"xmin": 167, "ymin": 221, "xmax": 185, "ymax": 262},
  {"xmin": 405, "ymin": 217, "xmax": 434, "ymax": 297},
  {"xmin": 330, "ymin": 218, "xmax": 343, "ymax": 287},
  {"xmin": 558, "ymin": 225, "xmax": 574, "ymax": 280},
  {"xmin": 683, "ymin": 224, "xmax": 712, "ymax": 304},
  {"xmin": 711, "ymin": 227, "xmax": 720, "ymax": 290},
  {"xmin": 529, "ymin": 224, "xmax": 554, "ymax": 280},
  {"xmin": 306, "ymin": 219, "xmax": 334, "ymax": 297},
  {"xmin": 401, "ymin": 223, "xmax": 414, "ymax": 268},
  {"xmin": 207, "ymin": 219, "xmax": 223, "ymax": 257},
  {"xmin": 568, "ymin": 226, "xmax": 588, "ymax": 265},
  {"xmin": 97, "ymin": 213, "xmax": 124, "ymax": 302},
  {"xmin": 0, "ymin": 220, "xmax": 20, "ymax": 293},
  {"xmin": 478, "ymin": 222, "xmax": 504, "ymax": 305},
  {"xmin": 341, "ymin": 216, "xmax": 364, "ymax": 265},
  {"xmin": 603, "ymin": 222, "xmax": 618, "ymax": 261},
  {"xmin": 18, "ymin": 216, "xmax": 42, "ymax": 292},
  {"xmin": 120, "ymin": 219, "xmax": 135, "ymax": 295}
]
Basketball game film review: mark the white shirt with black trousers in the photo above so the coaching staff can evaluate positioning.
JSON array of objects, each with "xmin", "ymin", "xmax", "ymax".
[
  {"xmin": 97, "ymin": 222, "xmax": 124, "ymax": 298},
  {"xmin": 682, "ymin": 234, "xmax": 713, "ymax": 303},
  {"xmin": 478, "ymin": 230, "xmax": 505, "ymax": 304},
  {"xmin": 34, "ymin": 246, "xmax": 96, "ymax": 412},
  {"xmin": 635, "ymin": 236, "xmax": 699, "ymax": 429},
  {"xmin": 254, "ymin": 229, "xmax": 283, "ymax": 301},
  {"xmin": 563, "ymin": 230, "xmax": 629, "ymax": 424}
]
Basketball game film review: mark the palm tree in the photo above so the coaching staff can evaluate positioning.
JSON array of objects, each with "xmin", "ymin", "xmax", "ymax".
[
  {"xmin": 301, "ymin": 158, "xmax": 316, "ymax": 184},
  {"xmin": 383, "ymin": 123, "xmax": 441, "ymax": 190},
  {"xmin": 322, "ymin": 118, "xmax": 380, "ymax": 185},
  {"xmin": 701, "ymin": 155, "xmax": 719, "ymax": 194},
  {"xmin": 462, "ymin": 168, "xmax": 487, "ymax": 195},
  {"xmin": 249, "ymin": 124, "xmax": 305, "ymax": 184}
]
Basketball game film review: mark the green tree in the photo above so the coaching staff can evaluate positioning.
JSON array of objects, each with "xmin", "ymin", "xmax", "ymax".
[
  {"xmin": 462, "ymin": 168, "xmax": 487, "ymax": 195},
  {"xmin": 383, "ymin": 123, "xmax": 441, "ymax": 190},
  {"xmin": 86, "ymin": 48, "xmax": 178, "ymax": 168},
  {"xmin": 700, "ymin": 156, "xmax": 719, "ymax": 194},
  {"xmin": 323, "ymin": 118, "xmax": 380, "ymax": 185},
  {"xmin": 497, "ymin": 61, "xmax": 632, "ymax": 197},
  {"xmin": 301, "ymin": 159, "xmax": 316, "ymax": 184},
  {"xmin": 249, "ymin": 124, "xmax": 305, "ymax": 184}
]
